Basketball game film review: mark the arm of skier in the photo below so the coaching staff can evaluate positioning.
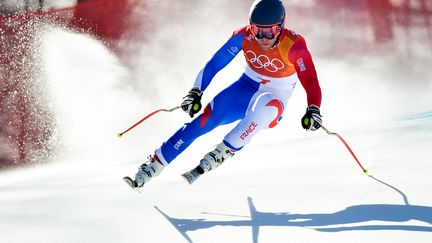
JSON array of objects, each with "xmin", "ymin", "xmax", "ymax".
[
  {"xmin": 288, "ymin": 37, "xmax": 323, "ymax": 130},
  {"xmin": 193, "ymin": 33, "xmax": 244, "ymax": 91},
  {"xmin": 288, "ymin": 37, "xmax": 322, "ymax": 107},
  {"xmin": 181, "ymin": 32, "xmax": 244, "ymax": 117}
]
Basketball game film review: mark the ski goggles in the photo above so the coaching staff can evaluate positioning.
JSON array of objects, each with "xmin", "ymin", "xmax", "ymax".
[{"xmin": 250, "ymin": 24, "xmax": 282, "ymax": 39}]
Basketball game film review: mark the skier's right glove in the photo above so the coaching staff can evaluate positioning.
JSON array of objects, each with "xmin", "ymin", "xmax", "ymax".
[
  {"xmin": 181, "ymin": 87, "xmax": 203, "ymax": 118},
  {"xmin": 301, "ymin": 104, "xmax": 322, "ymax": 131}
]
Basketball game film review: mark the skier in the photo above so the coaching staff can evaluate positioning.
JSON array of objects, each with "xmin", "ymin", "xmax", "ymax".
[{"xmin": 124, "ymin": 0, "xmax": 322, "ymax": 188}]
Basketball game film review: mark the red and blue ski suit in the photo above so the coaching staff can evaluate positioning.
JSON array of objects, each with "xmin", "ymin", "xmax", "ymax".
[{"xmin": 155, "ymin": 26, "xmax": 322, "ymax": 165}]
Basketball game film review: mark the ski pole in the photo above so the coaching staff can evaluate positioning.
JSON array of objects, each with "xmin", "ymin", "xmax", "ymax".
[
  {"xmin": 320, "ymin": 124, "xmax": 368, "ymax": 174},
  {"xmin": 118, "ymin": 106, "xmax": 181, "ymax": 138}
]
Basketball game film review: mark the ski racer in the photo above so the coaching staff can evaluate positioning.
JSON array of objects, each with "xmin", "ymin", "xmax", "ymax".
[{"xmin": 125, "ymin": 0, "xmax": 322, "ymax": 188}]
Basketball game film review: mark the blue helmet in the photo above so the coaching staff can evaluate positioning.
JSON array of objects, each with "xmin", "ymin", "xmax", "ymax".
[{"xmin": 249, "ymin": 0, "xmax": 286, "ymax": 27}]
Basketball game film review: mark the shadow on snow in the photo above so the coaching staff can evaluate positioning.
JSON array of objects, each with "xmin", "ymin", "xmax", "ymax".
[{"xmin": 154, "ymin": 175, "xmax": 432, "ymax": 243}]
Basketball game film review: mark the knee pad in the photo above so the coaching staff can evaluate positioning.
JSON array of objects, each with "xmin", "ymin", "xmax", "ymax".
[{"xmin": 248, "ymin": 93, "xmax": 284, "ymax": 129}]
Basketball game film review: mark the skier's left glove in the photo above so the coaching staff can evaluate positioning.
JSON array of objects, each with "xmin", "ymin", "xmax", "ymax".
[
  {"xmin": 301, "ymin": 104, "xmax": 322, "ymax": 131},
  {"xmin": 181, "ymin": 87, "xmax": 203, "ymax": 118}
]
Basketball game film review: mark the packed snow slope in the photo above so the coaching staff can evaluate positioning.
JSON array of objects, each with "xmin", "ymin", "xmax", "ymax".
[
  {"xmin": 0, "ymin": 110, "xmax": 431, "ymax": 243},
  {"xmin": 0, "ymin": 1, "xmax": 431, "ymax": 242}
]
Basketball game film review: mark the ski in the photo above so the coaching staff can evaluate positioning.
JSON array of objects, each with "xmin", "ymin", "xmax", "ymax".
[
  {"xmin": 181, "ymin": 166, "xmax": 204, "ymax": 184},
  {"xmin": 123, "ymin": 176, "xmax": 141, "ymax": 193}
]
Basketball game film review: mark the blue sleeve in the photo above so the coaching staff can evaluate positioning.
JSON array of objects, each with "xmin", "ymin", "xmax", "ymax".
[{"xmin": 193, "ymin": 33, "xmax": 244, "ymax": 91}]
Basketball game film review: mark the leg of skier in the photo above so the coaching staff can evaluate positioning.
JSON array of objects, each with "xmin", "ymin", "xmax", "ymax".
[
  {"xmin": 131, "ymin": 75, "xmax": 259, "ymax": 187},
  {"xmin": 186, "ymin": 92, "xmax": 287, "ymax": 182}
]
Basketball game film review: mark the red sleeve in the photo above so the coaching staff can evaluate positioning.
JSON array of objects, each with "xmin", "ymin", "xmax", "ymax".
[{"xmin": 288, "ymin": 37, "xmax": 322, "ymax": 107}]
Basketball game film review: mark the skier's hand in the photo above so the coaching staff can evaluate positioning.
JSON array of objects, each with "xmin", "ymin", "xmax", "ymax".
[
  {"xmin": 301, "ymin": 104, "xmax": 322, "ymax": 131},
  {"xmin": 181, "ymin": 87, "xmax": 203, "ymax": 118}
]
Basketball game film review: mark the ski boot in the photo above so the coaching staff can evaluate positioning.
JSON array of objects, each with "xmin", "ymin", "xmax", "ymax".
[
  {"xmin": 182, "ymin": 142, "xmax": 235, "ymax": 184},
  {"xmin": 123, "ymin": 155, "xmax": 164, "ymax": 189}
]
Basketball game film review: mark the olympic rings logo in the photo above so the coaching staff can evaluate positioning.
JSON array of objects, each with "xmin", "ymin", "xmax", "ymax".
[{"xmin": 244, "ymin": 50, "xmax": 285, "ymax": 73}]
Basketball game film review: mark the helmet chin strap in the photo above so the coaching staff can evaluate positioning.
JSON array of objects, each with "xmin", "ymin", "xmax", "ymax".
[
  {"xmin": 272, "ymin": 35, "xmax": 281, "ymax": 48},
  {"xmin": 271, "ymin": 29, "xmax": 283, "ymax": 48},
  {"xmin": 269, "ymin": 22, "xmax": 284, "ymax": 48}
]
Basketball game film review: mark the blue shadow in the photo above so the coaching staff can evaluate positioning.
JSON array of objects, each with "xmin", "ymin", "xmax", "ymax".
[{"xmin": 154, "ymin": 175, "xmax": 432, "ymax": 243}]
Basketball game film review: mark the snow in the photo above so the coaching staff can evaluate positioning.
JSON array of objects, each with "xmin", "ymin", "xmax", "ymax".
[
  {"xmin": 1, "ymin": 113, "xmax": 431, "ymax": 242},
  {"xmin": 1, "ymin": 1, "xmax": 432, "ymax": 242}
]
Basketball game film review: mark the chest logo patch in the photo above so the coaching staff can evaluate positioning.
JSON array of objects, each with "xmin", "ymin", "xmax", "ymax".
[{"xmin": 245, "ymin": 50, "xmax": 285, "ymax": 73}]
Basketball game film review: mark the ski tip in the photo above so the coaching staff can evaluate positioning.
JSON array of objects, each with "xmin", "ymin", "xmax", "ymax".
[
  {"xmin": 123, "ymin": 176, "xmax": 139, "ymax": 189},
  {"xmin": 181, "ymin": 173, "xmax": 193, "ymax": 185},
  {"xmin": 181, "ymin": 172, "xmax": 198, "ymax": 185}
]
